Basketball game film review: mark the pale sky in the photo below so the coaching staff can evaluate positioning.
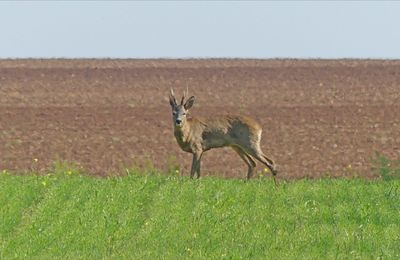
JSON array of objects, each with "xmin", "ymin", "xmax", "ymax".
[{"xmin": 1, "ymin": 1, "xmax": 400, "ymax": 59}]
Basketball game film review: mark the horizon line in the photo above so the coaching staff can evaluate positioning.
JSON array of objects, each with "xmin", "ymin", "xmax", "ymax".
[{"xmin": 1, "ymin": 57, "xmax": 400, "ymax": 61}]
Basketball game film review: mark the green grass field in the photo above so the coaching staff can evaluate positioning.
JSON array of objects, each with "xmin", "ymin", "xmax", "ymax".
[{"xmin": 1, "ymin": 168, "xmax": 400, "ymax": 259}]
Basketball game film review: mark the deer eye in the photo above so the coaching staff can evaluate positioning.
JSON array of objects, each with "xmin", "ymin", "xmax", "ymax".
[{"xmin": 172, "ymin": 111, "xmax": 177, "ymax": 115}]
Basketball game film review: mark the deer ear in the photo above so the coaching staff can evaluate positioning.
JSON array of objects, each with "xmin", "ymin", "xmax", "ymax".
[{"xmin": 184, "ymin": 96, "xmax": 195, "ymax": 110}]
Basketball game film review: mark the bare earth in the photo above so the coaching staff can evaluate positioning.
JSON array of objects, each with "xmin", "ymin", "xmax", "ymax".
[{"xmin": 0, "ymin": 59, "xmax": 399, "ymax": 179}]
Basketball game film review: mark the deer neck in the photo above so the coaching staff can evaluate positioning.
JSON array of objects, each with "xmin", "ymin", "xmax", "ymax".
[{"xmin": 174, "ymin": 119, "xmax": 194, "ymax": 152}]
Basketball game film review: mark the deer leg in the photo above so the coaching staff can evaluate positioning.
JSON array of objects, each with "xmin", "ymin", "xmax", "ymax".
[
  {"xmin": 190, "ymin": 152, "xmax": 203, "ymax": 179},
  {"xmin": 262, "ymin": 154, "xmax": 275, "ymax": 167},
  {"xmin": 190, "ymin": 154, "xmax": 196, "ymax": 179},
  {"xmin": 232, "ymin": 146, "xmax": 256, "ymax": 180},
  {"xmin": 245, "ymin": 148, "xmax": 278, "ymax": 185},
  {"xmin": 196, "ymin": 157, "xmax": 201, "ymax": 179},
  {"xmin": 245, "ymin": 154, "xmax": 257, "ymax": 179},
  {"xmin": 196, "ymin": 152, "xmax": 203, "ymax": 179}
]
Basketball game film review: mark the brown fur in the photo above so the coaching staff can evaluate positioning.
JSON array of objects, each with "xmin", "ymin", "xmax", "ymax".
[{"xmin": 169, "ymin": 89, "xmax": 277, "ymax": 183}]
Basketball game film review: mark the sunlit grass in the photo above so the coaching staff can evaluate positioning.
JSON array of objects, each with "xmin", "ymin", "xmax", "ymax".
[{"xmin": 1, "ymin": 168, "xmax": 400, "ymax": 259}]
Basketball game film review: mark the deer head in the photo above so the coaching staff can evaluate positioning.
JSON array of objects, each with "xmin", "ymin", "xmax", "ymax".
[{"xmin": 169, "ymin": 88, "xmax": 195, "ymax": 128}]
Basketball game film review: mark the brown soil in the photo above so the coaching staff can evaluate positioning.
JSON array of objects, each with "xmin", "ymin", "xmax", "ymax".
[{"xmin": 1, "ymin": 59, "xmax": 399, "ymax": 179}]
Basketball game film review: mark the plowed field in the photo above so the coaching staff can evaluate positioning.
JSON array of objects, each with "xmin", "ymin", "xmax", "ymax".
[{"xmin": 1, "ymin": 59, "xmax": 399, "ymax": 178}]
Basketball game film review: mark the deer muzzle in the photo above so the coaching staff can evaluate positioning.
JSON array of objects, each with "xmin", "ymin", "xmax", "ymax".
[{"xmin": 175, "ymin": 119, "xmax": 182, "ymax": 126}]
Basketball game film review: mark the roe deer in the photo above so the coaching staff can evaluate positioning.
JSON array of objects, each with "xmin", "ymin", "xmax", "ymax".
[{"xmin": 169, "ymin": 89, "xmax": 277, "ymax": 184}]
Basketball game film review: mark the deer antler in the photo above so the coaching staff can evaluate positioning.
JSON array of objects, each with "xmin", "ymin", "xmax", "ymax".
[
  {"xmin": 170, "ymin": 88, "xmax": 177, "ymax": 106},
  {"xmin": 181, "ymin": 84, "xmax": 189, "ymax": 105},
  {"xmin": 180, "ymin": 87, "xmax": 185, "ymax": 105}
]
